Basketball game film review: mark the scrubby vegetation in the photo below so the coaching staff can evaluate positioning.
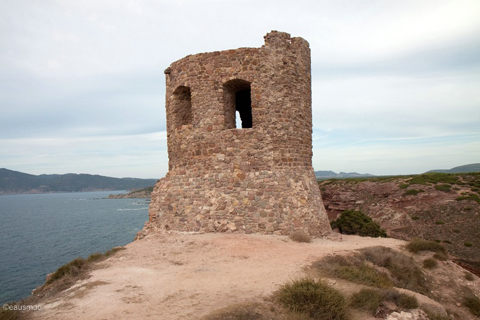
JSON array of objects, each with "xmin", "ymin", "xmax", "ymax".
[
  {"xmin": 45, "ymin": 247, "xmax": 125, "ymax": 286},
  {"xmin": 330, "ymin": 210, "xmax": 387, "ymax": 238},
  {"xmin": 275, "ymin": 278, "xmax": 348, "ymax": 320},
  {"xmin": 463, "ymin": 295, "xmax": 480, "ymax": 317},
  {"xmin": 360, "ymin": 246, "xmax": 429, "ymax": 294},
  {"xmin": 350, "ymin": 288, "xmax": 418, "ymax": 315},
  {"xmin": 201, "ymin": 302, "xmax": 266, "ymax": 320},
  {"xmin": 289, "ymin": 231, "xmax": 312, "ymax": 243},
  {"xmin": 406, "ymin": 239, "xmax": 447, "ymax": 254},
  {"xmin": 423, "ymin": 258, "xmax": 438, "ymax": 269},
  {"xmin": 311, "ymin": 254, "xmax": 392, "ymax": 288}
]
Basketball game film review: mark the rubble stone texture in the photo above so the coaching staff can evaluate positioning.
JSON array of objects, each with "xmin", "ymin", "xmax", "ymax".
[{"xmin": 148, "ymin": 31, "xmax": 331, "ymax": 236}]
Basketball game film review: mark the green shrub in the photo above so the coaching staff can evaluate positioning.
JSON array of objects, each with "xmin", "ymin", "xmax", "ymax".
[
  {"xmin": 399, "ymin": 183, "xmax": 409, "ymax": 189},
  {"xmin": 349, "ymin": 288, "xmax": 383, "ymax": 312},
  {"xmin": 456, "ymin": 194, "xmax": 480, "ymax": 204},
  {"xmin": 410, "ymin": 215, "xmax": 420, "ymax": 220},
  {"xmin": 423, "ymin": 258, "xmax": 438, "ymax": 269},
  {"xmin": 434, "ymin": 184, "xmax": 451, "ymax": 192},
  {"xmin": 275, "ymin": 278, "xmax": 348, "ymax": 320},
  {"xmin": 404, "ymin": 189, "xmax": 420, "ymax": 196},
  {"xmin": 289, "ymin": 231, "xmax": 312, "ymax": 243},
  {"xmin": 464, "ymin": 242, "xmax": 473, "ymax": 247},
  {"xmin": 463, "ymin": 295, "xmax": 480, "ymax": 317},
  {"xmin": 330, "ymin": 210, "xmax": 387, "ymax": 238},
  {"xmin": 435, "ymin": 221, "xmax": 445, "ymax": 225},
  {"xmin": 406, "ymin": 239, "xmax": 446, "ymax": 254}
]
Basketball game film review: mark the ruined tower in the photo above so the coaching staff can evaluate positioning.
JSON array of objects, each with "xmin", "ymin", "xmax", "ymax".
[{"xmin": 148, "ymin": 31, "xmax": 331, "ymax": 236}]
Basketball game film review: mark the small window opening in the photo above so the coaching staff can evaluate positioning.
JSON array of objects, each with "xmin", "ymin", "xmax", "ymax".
[
  {"xmin": 235, "ymin": 88, "xmax": 252, "ymax": 128},
  {"xmin": 171, "ymin": 86, "xmax": 192, "ymax": 128},
  {"xmin": 223, "ymin": 79, "xmax": 252, "ymax": 129}
]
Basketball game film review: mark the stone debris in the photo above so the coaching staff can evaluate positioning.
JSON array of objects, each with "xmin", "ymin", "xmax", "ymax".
[{"xmin": 385, "ymin": 309, "xmax": 429, "ymax": 320}]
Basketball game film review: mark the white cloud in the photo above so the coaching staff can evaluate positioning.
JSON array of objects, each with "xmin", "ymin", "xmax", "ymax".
[{"xmin": 0, "ymin": 0, "xmax": 479, "ymax": 177}]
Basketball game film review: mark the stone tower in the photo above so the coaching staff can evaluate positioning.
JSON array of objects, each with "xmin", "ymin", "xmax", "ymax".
[{"xmin": 148, "ymin": 31, "xmax": 331, "ymax": 236}]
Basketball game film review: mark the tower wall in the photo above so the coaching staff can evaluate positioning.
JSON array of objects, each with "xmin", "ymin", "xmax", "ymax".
[{"xmin": 148, "ymin": 31, "xmax": 331, "ymax": 236}]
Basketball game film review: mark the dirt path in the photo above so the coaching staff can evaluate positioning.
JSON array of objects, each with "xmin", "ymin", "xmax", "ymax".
[{"xmin": 29, "ymin": 232, "xmax": 410, "ymax": 320}]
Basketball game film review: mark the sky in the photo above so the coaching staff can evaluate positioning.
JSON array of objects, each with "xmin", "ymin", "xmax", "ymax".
[{"xmin": 1, "ymin": 0, "xmax": 479, "ymax": 179}]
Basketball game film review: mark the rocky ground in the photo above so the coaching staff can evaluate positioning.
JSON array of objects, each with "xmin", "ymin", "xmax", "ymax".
[
  {"xmin": 19, "ymin": 232, "xmax": 480, "ymax": 320},
  {"xmin": 320, "ymin": 173, "xmax": 480, "ymax": 274}
]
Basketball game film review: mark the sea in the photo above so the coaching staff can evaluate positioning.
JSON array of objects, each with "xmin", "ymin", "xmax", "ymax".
[{"xmin": 0, "ymin": 190, "xmax": 149, "ymax": 305}]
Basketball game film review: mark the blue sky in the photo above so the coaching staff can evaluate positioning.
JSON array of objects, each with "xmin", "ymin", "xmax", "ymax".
[{"xmin": 1, "ymin": 0, "xmax": 479, "ymax": 178}]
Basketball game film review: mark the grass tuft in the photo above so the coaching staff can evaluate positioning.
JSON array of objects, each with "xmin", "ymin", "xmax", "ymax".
[
  {"xmin": 201, "ymin": 302, "xmax": 264, "ymax": 320},
  {"xmin": 423, "ymin": 258, "xmax": 438, "ymax": 269},
  {"xmin": 289, "ymin": 231, "xmax": 312, "ymax": 243},
  {"xmin": 406, "ymin": 239, "xmax": 446, "ymax": 254},
  {"xmin": 275, "ymin": 277, "xmax": 348, "ymax": 320},
  {"xmin": 349, "ymin": 288, "xmax": 383, "ymax": 312},
  {"xmin": 360, "ymin": 246, "xmax": 429, "ymax": 294},
  {"xmin": 311, "ymin": 254, "xmax": 393, "ymax": 288},
  {"xmin": 463, "ymin": 295, "xmax": 480, "ymax": 317},
  {"xmin": 464, "ymin": 272, "xmax": 475, "ymax": 281}
]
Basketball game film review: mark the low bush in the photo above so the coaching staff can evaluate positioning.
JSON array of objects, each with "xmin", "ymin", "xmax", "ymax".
[
  {"xmin": 349, "ymin": 288, "xmax": 383, "ymax": 312},
  {"xmin": 463, "ymin": 295, "xmax": 480, "ymax": 317},
  {"xmin": 383, "ymin": 290, "xmax": 419, "ymax": 309},
  {"xmin": 289, "ymin": 231, "xmax": 312, "ymax": 243},
  {"xmin": 456, "ymin": 194, "xmax": 480, "ymax": 204},
  {"xmin": 46, "ymin": 257, "xmax": 86, "ymax": 284},
  {"xmin": 330, "ymin": 210, "xmax": 387, "ymax": 238},
  {"xmin": 464, "ymin": 242, "xmax": 473, "ymax": 247},
  {"xmin": 311, "ymin": 254, "xmax": 393, "ymax": 288},
  {"xmin": 404, "ymin": 189, "xmax": 421, "ymax": 196},
  {"xmin": 406, "ymin": 239, "xmax": 446, "ymax": 254},
  {"xmin": 275, "ymin": 278, "xmax": 348, "ymax": 320},
  {"xmin": 44, "ymin": 247, "xmax": 125, "ymax": 286},
  {"xmin": 360, "ymin": 246, "xmax": 429, "ymax": 294},
  {"xmin": 350, "ymin": 288, "xmax": 418, "ymax": 315},
  {"xmin": 423, "ymin": 258, "xmax": 438, "ymax": 269},
  {"xmin": 434, "ymin": 184, "xmax": 451, "ymax": 192}
]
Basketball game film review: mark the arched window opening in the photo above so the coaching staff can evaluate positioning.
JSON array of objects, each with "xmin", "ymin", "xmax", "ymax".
[
  {"xmin": 223, "ymin": 79, "xmax": 252, "ymax": 129},
  {"xmin": 171, "ymin": 86, "xmax": 192, "ymax": 128}
]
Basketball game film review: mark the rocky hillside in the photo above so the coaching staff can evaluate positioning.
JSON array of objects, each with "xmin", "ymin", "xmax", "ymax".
[
  {"xmin": 0, "ymin": 168, "xmax": 158, "ymax": 194},
  {"xmin": 320, "ymin": 173, "xmax": 480, "ymax": 267}
]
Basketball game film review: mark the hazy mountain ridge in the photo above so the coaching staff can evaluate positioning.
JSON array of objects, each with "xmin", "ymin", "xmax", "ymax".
[
  {"xmin": 314, "ymin": 170, "xmax": 374, "ymax": 179},
  {"xmin": 427, "ymin": 163, "xmax": 480, "ymax": 174},
  {"xmin": 0, "ymin": 168, "xmax": 158, "ymax": 194}
]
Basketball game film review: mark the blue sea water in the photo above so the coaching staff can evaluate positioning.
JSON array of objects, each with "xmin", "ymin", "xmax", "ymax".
[{"xmin": 0, "ymin": 191, "xmax": 149, "ymax": 304}]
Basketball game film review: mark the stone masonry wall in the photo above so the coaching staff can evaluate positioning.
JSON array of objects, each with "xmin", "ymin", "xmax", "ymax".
[{"xmin": 147, "ymin": 31, "xmax": 331, "ymax": 236}]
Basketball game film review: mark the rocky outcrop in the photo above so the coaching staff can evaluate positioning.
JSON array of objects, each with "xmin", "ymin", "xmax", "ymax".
[{"xmin": 319, "ymin": 174, "xmax": 480, "ymax": 263}]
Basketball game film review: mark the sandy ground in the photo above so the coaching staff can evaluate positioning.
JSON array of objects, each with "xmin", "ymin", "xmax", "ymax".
[
  {"xmin": 28, "ymin": 232, "xmax": 405, "ymax": 320},
  {"xmin": 28, "ymin": 232, "xmax": 477, "ymax": 320}
]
